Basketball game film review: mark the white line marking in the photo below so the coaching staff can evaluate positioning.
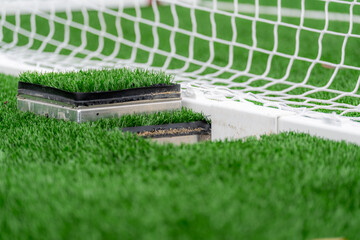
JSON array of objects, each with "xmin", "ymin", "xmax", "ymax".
[{"xmin": 201, "ymin": 2, "xmax": 360, "ymax": 23}]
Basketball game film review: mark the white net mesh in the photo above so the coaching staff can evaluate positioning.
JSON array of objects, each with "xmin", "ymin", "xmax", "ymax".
[{"xmin": 1, "ymin": 0, "xmax": 360, "ymax": 120}]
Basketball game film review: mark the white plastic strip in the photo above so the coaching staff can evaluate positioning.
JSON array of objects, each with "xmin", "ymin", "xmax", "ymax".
[
  {"xmin": 0, "ymin": 53, "xmax": 46, "ymax": 75},
  {"xmin": 201, "ymin": 2, "xmax": 360, "ymax": 23},
  {"xmin": 0, "ymin": 0, "xmax": 150, "ymax": 14},
  {"xmin": 1, "ymin": 0, "xmax": 199, "ymax": 14}
]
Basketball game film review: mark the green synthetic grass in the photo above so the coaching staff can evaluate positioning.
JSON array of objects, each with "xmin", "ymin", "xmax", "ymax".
[
  {"xmin": 2, "ymin": 73, "xmax": 360, "ymax": 239},
  {"xmin": 19, "ymin": 68, "xmax": 174, "ymax": 92},
  {"xmin": 1, "ymin": 2, "xmax": 360, "ymax": 239}
]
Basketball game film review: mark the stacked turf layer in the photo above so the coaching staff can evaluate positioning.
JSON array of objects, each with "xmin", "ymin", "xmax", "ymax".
[
  {"xmin": 3, "ymin": 73, "xmax": 360, "ymax": 239},
  {"xmin": 19, "ymin": 68, "xmax": 174, "ymax": 92},
  {"xmin": 91, "ymin": 107, "xmax": 209, "ymax": 129}
]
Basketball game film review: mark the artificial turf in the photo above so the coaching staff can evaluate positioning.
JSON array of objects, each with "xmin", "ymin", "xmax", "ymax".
[
  {"xmin": 19, "ymin": 68, "xmax": 174, "ymax": 92},
  {"xmin": 2, "ymin": 72, "xmax": 360, "ymax": 240},
  {"xmin": 2, "ymin": 1, "xmax": 360, "ymax": 239}
]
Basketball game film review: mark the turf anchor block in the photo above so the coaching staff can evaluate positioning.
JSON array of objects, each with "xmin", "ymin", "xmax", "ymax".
[
  {"xmin": 121, "ymin": 121, "xmax": 211, "ymax": 144},
  {"xmin": 17, "ymin": 82, "xmax": 181, "ymax": 122}
]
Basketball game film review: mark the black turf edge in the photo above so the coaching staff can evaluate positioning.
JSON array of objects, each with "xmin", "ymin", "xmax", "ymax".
[
  {"xmin": 17, "ymin": 81, "xmax": 181, "ymax": 107},
  {"xmin": 121, "ymin": 121, "xmax": 211, "ymax": 138}
]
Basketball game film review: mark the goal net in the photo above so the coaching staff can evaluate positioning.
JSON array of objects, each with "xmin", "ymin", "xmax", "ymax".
[{"xmin": 1, "ymin": 0, "xmax": 360, "ymax": 120}]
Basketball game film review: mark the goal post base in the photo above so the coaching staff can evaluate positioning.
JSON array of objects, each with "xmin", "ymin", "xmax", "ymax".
[
  {"xmin": 182, "ymin": 92, "xmax": 360, "ymax": 145},
  {"xmin": 279, "ymin": 115, "xmax": 360, "ymax": 145},
  {"xmin": 0, "ymin": 53, "xmax": 42, "ymax": 76}
]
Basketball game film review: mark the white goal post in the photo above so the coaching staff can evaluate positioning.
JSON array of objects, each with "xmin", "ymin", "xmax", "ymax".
[{"xmin": 1, "ymin": 0, "xmax": 360, "ymax": 144}]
